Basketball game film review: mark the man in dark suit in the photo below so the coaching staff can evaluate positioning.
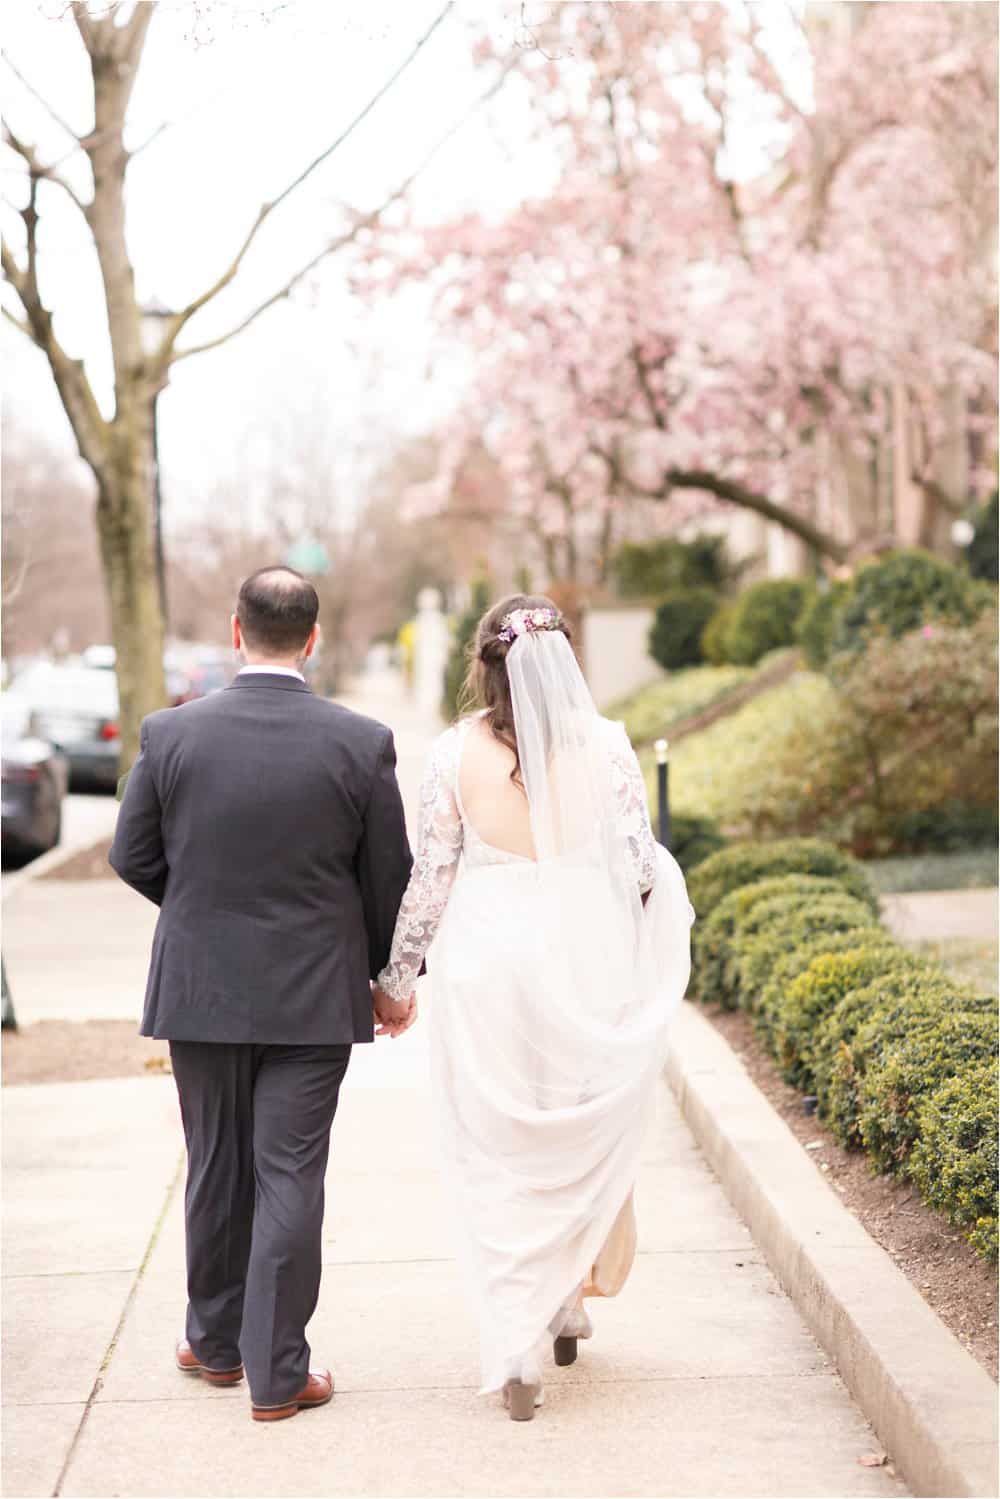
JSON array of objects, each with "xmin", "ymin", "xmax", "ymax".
[{"xmin": 110, "ymin": 566, "xmax": 415, "ymax": 1422}]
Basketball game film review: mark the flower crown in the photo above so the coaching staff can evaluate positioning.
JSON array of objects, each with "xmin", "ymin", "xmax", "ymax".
[{"xmin": 497, "ymin": 606, "xmax": 564, "ymax": 645}]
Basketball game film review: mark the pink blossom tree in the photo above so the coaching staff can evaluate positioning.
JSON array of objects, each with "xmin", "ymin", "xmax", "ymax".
[{"xmin": 377, "ymin": 1, "xmax": 997, "ymax": 586}]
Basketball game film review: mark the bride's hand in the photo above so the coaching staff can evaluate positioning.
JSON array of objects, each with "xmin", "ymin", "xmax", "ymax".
[{"xmin": 373, "ymin": 984, "xmax": 417, "ymax": 1038}]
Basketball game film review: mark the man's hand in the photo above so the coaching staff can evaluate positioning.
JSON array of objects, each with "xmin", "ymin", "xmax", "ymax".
[{"xmin": 372, "ymin": 983, "xmax": 417, "ymax": 1039}]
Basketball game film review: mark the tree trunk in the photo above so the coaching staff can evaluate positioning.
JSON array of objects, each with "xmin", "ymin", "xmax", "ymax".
[{"xmin": 95, "ymin": 415, "xmax": 167, "ymax": 772}]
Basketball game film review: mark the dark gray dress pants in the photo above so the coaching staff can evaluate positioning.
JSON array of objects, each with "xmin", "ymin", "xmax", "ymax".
[{"xmin": 169, "ymin": 1041, "xmax": 352, "ymax": 1407}]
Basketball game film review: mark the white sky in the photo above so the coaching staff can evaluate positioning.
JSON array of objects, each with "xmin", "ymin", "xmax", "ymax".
[
  {"xmin": 2, "ymin": 0, "xmax": 548, "ymax": 529},
  {"xmin": 2, "ymin": 0, "xmax": 809, "ymax": 535}
]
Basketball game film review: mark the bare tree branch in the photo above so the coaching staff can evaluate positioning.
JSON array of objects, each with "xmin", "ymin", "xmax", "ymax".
[
  {"xmin": 2, "ymin": 302, "xmax": 32, "ymax": 340},
  {"xmin": 2, "ymin": 124, "xmax": 90, "ymax": 215},
  {"xmin": 164, "ymin": 1, "xmax": 455, "ymax": 351},
  {"xmin": 171, "ymin": 53, "xmax": 521, "ymax": 365},
  {"xmin": 2, "ymin": 53, "xmax": 82, "ymax": 148}
]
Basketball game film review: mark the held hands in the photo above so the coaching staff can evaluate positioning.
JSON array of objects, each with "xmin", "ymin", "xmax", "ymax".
[{"xmin": 372, "ymin": 983, "xmax": 417, "ymax": 1039}]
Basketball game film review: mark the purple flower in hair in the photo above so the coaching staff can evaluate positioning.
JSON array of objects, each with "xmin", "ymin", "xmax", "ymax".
[{"xmin": 498, "ymin": 606, "xmax": 563, "ymax": 644}]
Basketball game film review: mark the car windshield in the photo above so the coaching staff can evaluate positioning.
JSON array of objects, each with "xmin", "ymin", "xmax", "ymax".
[{"xmin": 9, "ymin": 664, "xmax": 119, "ymax": 717}]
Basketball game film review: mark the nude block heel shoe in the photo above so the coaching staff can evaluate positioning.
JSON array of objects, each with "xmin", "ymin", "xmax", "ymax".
[
  {"xmin": 553, "ymin": 1334, "xmax": 578, "ymax": 1366},
  {"xmin": 503, "ymin": 1379, "xmax": 542, "ymax": 1421}
]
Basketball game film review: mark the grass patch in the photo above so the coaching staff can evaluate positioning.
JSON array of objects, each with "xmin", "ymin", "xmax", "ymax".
[{"xmin": 607, "ymin": 664, "xmax": 751, "ymax": 746}]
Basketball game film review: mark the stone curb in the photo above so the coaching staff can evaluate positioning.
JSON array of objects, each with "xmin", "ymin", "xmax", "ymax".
[{"xmin": 664, "ymin": 1001, "xmax": 999, "ymax": 1499}]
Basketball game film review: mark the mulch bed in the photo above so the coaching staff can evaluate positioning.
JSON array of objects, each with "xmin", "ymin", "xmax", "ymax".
[
  {"xmin": 706, "ymin": 1004, "xmax": 998, "ymax": 1382},
  {"xmin": 40, "ymin": 837, "xmax": 115, "ymax": 881},
  {"xmin": 2, "ymin": 1020, "xmax": 170, "ymax": 1086}
]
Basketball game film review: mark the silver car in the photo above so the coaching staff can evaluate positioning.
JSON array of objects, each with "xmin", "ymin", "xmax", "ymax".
[{"xmin": 8, "ymin": 663, "xmax": 121, "ymax": 792}]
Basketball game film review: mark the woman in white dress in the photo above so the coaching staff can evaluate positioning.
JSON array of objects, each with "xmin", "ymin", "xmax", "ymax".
[{"xmin": 375, "ymin": 595, "xmax": 694, "ymax": 1421}]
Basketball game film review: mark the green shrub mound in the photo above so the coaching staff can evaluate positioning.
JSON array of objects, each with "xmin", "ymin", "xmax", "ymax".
[
  {"xmin": 732, "ymin": 893, "xmax": 878, "ymax": 1021},
  {"xmin": 966, "ymin": 492, "xmax": 998, "ymax": 584},
  {"xmin": 797, "ymin": 581, "xmax": 851, "ymax": 670},
  {"xmin": 857, "ymin": 1005, "xmax": 998, "ymax": 1175},
  {"xmin": 693, "ymin": 874, "xmax": 849, "ymax": 1010},
  {"xmin": 724, "ymin": 578, "xmax": 815, "ymax": 666},
  {"xmin": 770, "ymin": 942, "xmax": 920, "ymax": 1090},
  {"xmin": 815, "ymin": 970, "xmax": 988, "ymax": 1148},
  {"xmin": 669, "ymin": 814, "xmax": 726, "ymax": 876},
  {"xmin": 754, "ymin": 927, "xmax": 899, "ymax": 1040},
  {"xmin": 443, "ymin": 576, "xmax": 491, "ymax": 720},
  {"xmin": 688, "ymin": 832, "xmax": 998, "ymax": 1260},
  {"xmin": 910, "ymin": 1064, "xmax": 998, "ymax": 1260},
  {"xmin": 613, "ymin": 535, "xmax": 732, "ymax": 597},
  {"xmin": 648, "ymin": 587, "xmax": 720, "ymax": 671},
  {"xmin": 831, "ymin": 548, "xmax": 989, "ymax": 656},
  {"xmin": 686, "ymin": 838, "xmax": 876, "ymax": 922},
  {"xmin": 889, "ymin": 801, "xmax": 999, "ymax": 854},
  {"xmin": 701, "ymin": 600, "xmax": 738, "ymax": 665}
]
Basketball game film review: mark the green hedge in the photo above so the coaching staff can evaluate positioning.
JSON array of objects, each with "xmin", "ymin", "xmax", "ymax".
[
  {"xmin": 831, "ymin": 548, "xmax": 990, "ymax": 656},
  {"xmin": 688, "ymin": 835, "xmax": 998, "ymax": 1259},
  {"xmin": 687, "ymin": 838, "xmax": 876, "ymax": 922},
  {"xmin": 770, "ymin": 942, "xmax": 921, "ymax": 1090},
  {"xmin": 648, "ymin": 587, "xmax": 720, "ymax": 671},
  {"xmin": 724, "ymin": 578, "xmax": 815, "ymax": 666},
  {"xmin": 669, "ymin": 814, "xmax": 727, "ymax": 876},
  {"xmin": 733, "ymin": 893, "xmax": 878, "ymax": 1022},
  {"xmin": 701, "ymin": 600, "xmax": 738, "ymax": 665},
  {"xmin": 910, "ymin": 1064, "xmax": 999, "ymax": 1259},
  {"xmin": 693, "ymin": 874, "xmax": 852, "ymax": 1010}
]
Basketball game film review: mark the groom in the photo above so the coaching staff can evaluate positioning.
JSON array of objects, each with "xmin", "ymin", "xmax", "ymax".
[{"xmin": 110, "ymin": 566, "xmax": 415, "ymax": 1421}]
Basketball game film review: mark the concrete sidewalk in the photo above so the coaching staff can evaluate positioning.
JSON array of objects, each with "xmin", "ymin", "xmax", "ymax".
[{"xmin": 2, "ymin": 675, "xmax": 903, "ymax": 1498}]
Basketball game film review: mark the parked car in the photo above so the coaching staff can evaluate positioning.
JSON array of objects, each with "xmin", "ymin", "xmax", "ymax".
[
  {"xmin": 7, "ymin": 663, "xmax": 121, "ymax": 792},
  {"xmin": 164, "ymin": 646, "xmax": 233, "ymax": 705},
  {"xmin": 1, "ymin": 697, "xmax": 69, "ymax": 859}
]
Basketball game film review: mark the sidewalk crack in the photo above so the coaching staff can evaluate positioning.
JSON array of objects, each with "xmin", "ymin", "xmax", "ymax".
[{"xmin": 51, "ymin": 1148, "xmax": 185, "ymax": 1498}]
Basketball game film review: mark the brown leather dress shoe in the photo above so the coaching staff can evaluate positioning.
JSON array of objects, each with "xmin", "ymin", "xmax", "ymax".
[
  {"xmin": 251, "ymin": 1368, "xmax": 334, "ymax": 1423},
  {"xmin": 175, "ymin": 1339, "xmax": 244, "ymax": 1386}
]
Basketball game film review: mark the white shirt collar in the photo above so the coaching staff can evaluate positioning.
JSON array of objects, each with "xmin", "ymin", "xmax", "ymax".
[{"xmin": 237, "ymin": 664, "xmax": 305, "ymax": 682}]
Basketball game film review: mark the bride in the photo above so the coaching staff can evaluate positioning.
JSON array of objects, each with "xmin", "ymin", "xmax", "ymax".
[{"xmin": 374, "ymin": 594, "xmax": 694, "ymax": 1421}]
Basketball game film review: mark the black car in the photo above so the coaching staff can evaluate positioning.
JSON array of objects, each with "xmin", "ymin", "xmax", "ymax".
[
  {"xmin": 7, "ymin": 663, "xmax": 121, "ymax": 792},
  {"xmin": 1, "ymin": 698, "xmax": 68, "ymax": 861}
]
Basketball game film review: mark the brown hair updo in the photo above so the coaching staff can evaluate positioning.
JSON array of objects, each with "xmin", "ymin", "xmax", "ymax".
[{"xmin": 459, "ymin": 593, "xmax": 573, "ymax": 788}]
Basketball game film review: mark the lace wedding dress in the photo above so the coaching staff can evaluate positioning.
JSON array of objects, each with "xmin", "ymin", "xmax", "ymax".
[{"xmin": 378, "ymin": 634, "xmax": 694, "ymax": 1393}]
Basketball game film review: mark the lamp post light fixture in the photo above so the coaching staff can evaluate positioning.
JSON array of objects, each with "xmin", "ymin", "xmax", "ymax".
[
  {"xmin": 139, "ymin": 298, "xmax": 173, "ymax": 631},
  {"xmin": 950, "ymin": 517, "xmax": 976, "ymax": 550},
  {"xmin": 654, "ymin": 737, "xmax": 671, "ymax": 850}
]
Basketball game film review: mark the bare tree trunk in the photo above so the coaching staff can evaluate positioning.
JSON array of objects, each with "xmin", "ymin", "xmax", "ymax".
[{"xmin": 95, "ymin": 413, "xmax": 166, "ymax": 769}]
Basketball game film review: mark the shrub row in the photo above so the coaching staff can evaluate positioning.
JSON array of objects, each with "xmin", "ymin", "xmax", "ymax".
[{"xmin": 688, "ymin": 839, "xmax": 998, "ymax": 1259}]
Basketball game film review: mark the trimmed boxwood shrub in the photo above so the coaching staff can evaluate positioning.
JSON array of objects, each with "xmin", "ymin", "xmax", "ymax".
[
  {"xmin": 910, "ymin": 1064, "xmax": 998, "ymax": 1260},
  {"xmin": 857, "ymin": 1004, "xmax": 998, "ymax": 1175},
  {"xmin": 670, "ymin": 813, "xmax": 726, "ymax": 876},
  {"xmin": 648, "ymin": 587, "xmax": 720, "ymax": 671},
  {"xmin": 687, "ymin": 838, "xmax": 876, "ymax": 922},
  {"xmin": 693, "ymin": 874, "xmax": 850, "ymax": 1010},
  {"xmin": 830, "ymin": 548, "xmax": 989, "ymax": 656},
  {"xmin": 815, "ymin": 970, "xmax": 986, "ymax": 1148},
  {"xmin": 701, "ymin": 600, "xmax": 738, "ymax": 665},
  {"xmin": 731, "ymin": 893, "xmax": 878, "ymax": 1022},
  {"xmin": 754, "ymin": 927, "xmax": 899, "ymax": 1041},
  {"xmin": 797, "ymin": 580, "xmax": 851, "ymax": 670},
  {"xmin": 770, "ymin": 942, "xmax": 920, "ymax": 1090},
  {"xmin": 724, "ymin": 578, "xmax": 815, "ymax": 666}
]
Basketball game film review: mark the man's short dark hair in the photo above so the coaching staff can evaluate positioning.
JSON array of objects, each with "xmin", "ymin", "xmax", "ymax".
[{"xmin": 236, "ymin": 567, "xmax": 320, "ymax": 656}]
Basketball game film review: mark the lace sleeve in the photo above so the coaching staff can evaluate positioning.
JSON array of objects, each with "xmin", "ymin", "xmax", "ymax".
[
  {"xmin": 376, "ymin": 726, "xmax": 464, "ymax": 1001},
  {"xmin": 609, "ymin": 725, "xmax": 657, "ymax": 894}
]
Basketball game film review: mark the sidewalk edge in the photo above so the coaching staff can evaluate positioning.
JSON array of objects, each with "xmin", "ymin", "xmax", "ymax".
[
  {"xmin": 664, "ymin": 1001, "xmax": 999, "ymax": 1499},
  {"xmin": 3, "ymin": 830, "xmax": 109, "ymax": 901}
]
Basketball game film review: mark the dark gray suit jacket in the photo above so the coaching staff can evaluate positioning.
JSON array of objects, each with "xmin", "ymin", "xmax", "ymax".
[{"xmin": 109, "ymin": 672, "xmax": 413, "ymax": 1045}]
